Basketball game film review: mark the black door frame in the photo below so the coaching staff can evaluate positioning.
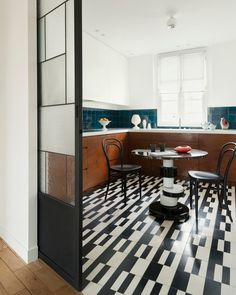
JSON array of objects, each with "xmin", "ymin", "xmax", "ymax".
[
  {"xmin": 37, "ymin": 0, "xmax": 83, "ymax": 291},
  {"xmin": 74, "ymin": 0, "xmax": 83, "ymax": 290}
]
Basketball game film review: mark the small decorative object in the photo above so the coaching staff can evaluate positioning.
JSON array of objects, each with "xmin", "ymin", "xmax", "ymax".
[
  {"xmin": 131, "ymin": 114, "xmax": 141, "ymax": 129},
  {"xmin": 147, "ymin": 123, "xmax": 152, "ymax": 129},
  {"xmin": 98, "ymin": 118, "xmax": 111, "ymax": 131},
  {"xmin": 201, "ymin": 121, "xmax": 210, "ymax": 130},
  {"xmin": 142, "ymin": 119, "xmax": 147, "ymax": 129},
  {"xmin": 208, "ymin": 123, "xmax": 216, "ymax": 130},
  {"xmin": 150, "ymin": 144, "xmax": 156, "ymax": 152},
  {"xmin": 174, "ymin": 145, "xmax": 192, "ymax": 153},
  {"xmin": 220, "ymin": 117, "xmax": 229, "ymax": 130},
  {"xmin": 159, "ymin": 143, "xmax": 166, "ymax": 152}
]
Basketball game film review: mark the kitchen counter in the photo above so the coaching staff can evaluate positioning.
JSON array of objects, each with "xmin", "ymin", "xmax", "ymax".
[
  {"xmin": 83, "ymin": 129, "xmax": 129, "ymax": 137},
  {"xmin": 129, "ymin": 128, "xmax": 236, "ymax": 134},
  {"xmin": 83, "ymin": 128, "xmax": 236, "ymax": 136}
]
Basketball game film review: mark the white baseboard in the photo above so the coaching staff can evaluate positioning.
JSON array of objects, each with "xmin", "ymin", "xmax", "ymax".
[{"xmin": 0, "ymin": 226, "xmax": 38, "ymax": 263}]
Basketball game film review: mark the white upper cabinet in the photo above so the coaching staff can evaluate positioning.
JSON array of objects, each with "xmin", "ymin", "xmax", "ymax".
[
  {"xmin": 83, "ymin": 32, "xmax": 129, "ymax": 105},
  {"xmin": 108, "ymin": 50, "xmax": 129, "ymax": 105}
]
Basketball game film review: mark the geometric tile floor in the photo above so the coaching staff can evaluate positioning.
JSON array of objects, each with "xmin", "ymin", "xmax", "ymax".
[{"xmin": 82, "ymin": 175, "xmax": 236, "ymax": 295}]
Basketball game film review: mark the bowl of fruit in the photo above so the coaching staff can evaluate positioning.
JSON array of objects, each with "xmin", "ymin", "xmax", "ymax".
[{"xmin": 98, "ymin": 118, "xmax": 111, "ymax": 131}]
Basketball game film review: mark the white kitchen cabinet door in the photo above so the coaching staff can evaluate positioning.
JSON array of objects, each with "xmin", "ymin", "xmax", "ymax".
[
  {"xmin": 108, "ymin": 50, "xmax": 129, "ymax": 105},
  {"xmin": 83, "ymin": 33, "xmax": 109, "ymax": 101},
  {"xmin": 83, "ymin": 32, "xmax": 129, "ymax": 105}
]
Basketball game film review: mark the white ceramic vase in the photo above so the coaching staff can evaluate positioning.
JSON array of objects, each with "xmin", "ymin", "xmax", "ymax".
[
  {"xmin": 220, "ymin": 117, "xmax": 229, "ymax": 130},
  {"xmin": 131, "ymin": 114, "xmax": 141, "ymax": 129}
]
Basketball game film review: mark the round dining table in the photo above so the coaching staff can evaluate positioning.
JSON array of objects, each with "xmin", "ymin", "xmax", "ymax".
[{"xmin": 132, "ymin": 148, "xmax": 208, "ymax": 222}]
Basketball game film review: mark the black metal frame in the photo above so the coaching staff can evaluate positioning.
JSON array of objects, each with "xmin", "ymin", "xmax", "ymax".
[
  {"xmin": 74, "ymin": 0, "xmax": 83, "ymax": 290},
  {"xmin": 37, "ymin": 0, "xmax": 83, "ymax": 291}
]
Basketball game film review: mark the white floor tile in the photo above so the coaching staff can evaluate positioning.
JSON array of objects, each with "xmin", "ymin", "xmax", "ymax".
[
  {"xmin": 158, "ymin": 250, "xmax": 169, "ymax": 265},
  {"xmin": 107, "ymin": 251, "xmax": 127, "ymax": 267},
  {"xmin": 221, "ymin": 283, "xmax": 236, "ymax": 295},
  {"xmin": 87, "ymin": 263, "xmax": 104, "ymax": 281},
  {"xmin": 83, "ymin": 259, "xmax": 94, "ymax": 272},
  {"xmin": 195, "ymin": 245, "xmax": 210, "ymax": 262},
  {"xmin": 124, "ymin": 275, "xmax": 141, "ymax": 295},
  {"xmin": 171, "ymin": 240, "xmax": 186, "ymax": 255},
  {"xmin": 86, "ymin": 245, "xmax": 104, "ymax": 260},
  {"xmin": 156, "ymin": 265, "xmax": 176, "ymax": 286},
  {"xmin": 213, "ymin": 264, "xmax": 223, "ymax": 283},
  {"xmin": 148, "ymin": 235, "xmax": 163, "ymax": 248},
  {"xmin": 140, "ymin": 279, "xmax": 156, "ymax": 295},
  {"xmin": 186, "ymin": 274, "xmax": 205, "ymax": 295},
  {"xmin": 83, "ymin": 282, "xmax": 103, "ymax": 295},
  {"xmin": 111, "ymin": 271, "xmax": 128, "ymax": 291},
  {"xmin": 135, "ymin": 244, "xmax": 146, "ymax": 258},
  {"xmin": 223, "ymin": 252, "xmax": 236, "ymax": 268},
  {"xmin": 98, "ymin": 267, "xmax": 117, "ymax": 286},
  {"xmin": 130, "ymin": 258, "xmax": 150, "ymax": 276},
  {"xmin": 128, "ymin": 230, "xmax": 144, "ymax": 242},
  {"xmin": 184, "ymin": 257, "xmax": 194, "ymax": 273}
]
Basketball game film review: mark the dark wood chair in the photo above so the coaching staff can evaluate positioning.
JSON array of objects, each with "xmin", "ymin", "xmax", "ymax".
[
  {"xmin": 188, "ymin": 142, "xmax": 236, "ymax": 221},
  {"xmin": 102, "ymin": 138, "xmax": 142, "ymax": 205}
]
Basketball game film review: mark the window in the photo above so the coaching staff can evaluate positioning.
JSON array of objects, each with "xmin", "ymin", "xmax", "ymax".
[{"xmin": 157, "ymin": 49, "xmax": 207, "ymax": 127}]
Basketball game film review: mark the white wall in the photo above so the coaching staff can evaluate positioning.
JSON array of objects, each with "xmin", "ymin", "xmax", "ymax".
[
  {"xmin": 208, "ymin": 40, "xmax": 236, "ymax": 107},
  {"xmin": 0, "ymin": 0, "xmax": 37, "ymax": 262},
  {"xmin": 128, "ymin": 55, "xmax": 156, "ymax": 109}
]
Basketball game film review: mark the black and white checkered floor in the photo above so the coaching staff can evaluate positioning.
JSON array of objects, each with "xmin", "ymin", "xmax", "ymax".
[{"xmin": 82, "ymin": 175, "xmax": 236, "ymax": 295}]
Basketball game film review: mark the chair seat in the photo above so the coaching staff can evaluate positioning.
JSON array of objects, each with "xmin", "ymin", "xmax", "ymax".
[
  {"xmin": 111, "ymin": 164, "xmax": 142, "ymax": 173},
  {"xmin": 188, "ymin": 170, "xmax": 223, "ymax": 182}
]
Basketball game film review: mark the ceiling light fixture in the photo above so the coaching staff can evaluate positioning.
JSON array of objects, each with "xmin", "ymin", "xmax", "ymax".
[{"xmin": 167, "ymin": 16, "xmax": 177, "ymax": 29}]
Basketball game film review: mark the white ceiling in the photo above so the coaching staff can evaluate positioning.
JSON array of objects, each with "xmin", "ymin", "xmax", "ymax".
[{"xmin": 82, "ymin": 0, "xmax": 236, "ymax": 56}]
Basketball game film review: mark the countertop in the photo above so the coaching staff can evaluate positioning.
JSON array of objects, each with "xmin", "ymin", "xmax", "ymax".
[
  {"xmin": 83, "ymin": 129, "xmax": 129, "ymax": 137},
  {"xmin": 83, "ymin": 128, "xmax": 236, "ymax": 137}
]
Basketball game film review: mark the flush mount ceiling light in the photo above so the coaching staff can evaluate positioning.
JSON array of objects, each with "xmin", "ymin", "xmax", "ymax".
[{"xmin": 167, "ymin": 16, "xmax": 177, "ymax": 29}]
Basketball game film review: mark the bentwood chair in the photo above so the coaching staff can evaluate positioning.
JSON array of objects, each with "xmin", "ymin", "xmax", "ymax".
[
  {"xmin": 188, "ymin": 142, "xmax": 236, "ymax": 221},
  {"xmin": 102, "ymin": 138, "xmax": 142, "ymax": 205}
]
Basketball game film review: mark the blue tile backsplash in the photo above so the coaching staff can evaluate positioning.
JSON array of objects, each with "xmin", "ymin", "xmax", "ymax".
[
  {"xmin": 83, "ymin": 106, "xmax": 236, "ymax": 130},
  {"xmin": 83, "ymin": 108, "xmax": 158, "ymax": 130},
  {"xmin": 208, "ymin": 107, "xmax": 236, "ymax": 129}
]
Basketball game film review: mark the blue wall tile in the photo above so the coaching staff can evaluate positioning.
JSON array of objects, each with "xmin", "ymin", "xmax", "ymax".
[
  {"xmin": 207, "ymin": 107, "xmax": 236, "ymax": 129},
  {"xmin": 83, "ymin": 108, "xmax": 158, "ymax": 130},
  {"xmin": 83, "ymin": 106, "xmax": 236, "ymax": 130}
]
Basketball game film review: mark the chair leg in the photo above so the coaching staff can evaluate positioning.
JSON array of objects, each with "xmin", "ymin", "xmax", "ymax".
[
  {"xmin": 189, "ymin": 180, "xmax": 193, "ymax": 209},
  {"xmin": 105, "ymin": 176, "xmax": 110, "ymax": 201},
  {"xmin": 123, "ymin": 174, "xmax": 127, "ymax": 205},
  {"xmin": 216, "ymin": 183, "xmax": 223, "ymax": 209},
  {"xmin": 194, "ymin": 182, "xmax": 199, "ymax": 220},
  {"xmin": 138, "ymin": 171, "xmax": 142, "ymax": 199},
  {"xmin": 222, "ymin": 184, "xmax": 233, "ymax": 222},
  {"xmin": 121, "ymin": 178, "xmax": 124, "ymax": 193}
]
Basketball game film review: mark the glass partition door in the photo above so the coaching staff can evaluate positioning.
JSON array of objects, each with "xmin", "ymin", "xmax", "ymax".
[{"xmin": 38, "ymin": 0, "xmax": 82, "ymax": 290}]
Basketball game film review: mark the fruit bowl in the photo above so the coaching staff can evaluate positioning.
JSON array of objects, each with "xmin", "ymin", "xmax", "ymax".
[
  {"xmin": 174, "ymin": 145, "xmax": 192, "ymax": 153},
  {"xmin": 98, "ymin": 118, "xmax": 111, "ymax": 131}
]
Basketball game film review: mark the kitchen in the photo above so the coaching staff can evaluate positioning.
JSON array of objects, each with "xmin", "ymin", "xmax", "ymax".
[
  {"xmin": 82, "ymin": 1, "xmax": 236, "ymax": 294},
  {"xmin": 82, "ymin": 0, "xmax": 236, "ymax": 190}
]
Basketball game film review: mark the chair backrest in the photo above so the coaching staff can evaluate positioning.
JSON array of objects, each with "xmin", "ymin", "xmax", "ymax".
[
  {"xmin": 216, "ymin": 142, "xmax": 236, "ymax": 182},
  {"xmin": 102, "ymin": 138, "xmax": 124, "ymax": 170}
]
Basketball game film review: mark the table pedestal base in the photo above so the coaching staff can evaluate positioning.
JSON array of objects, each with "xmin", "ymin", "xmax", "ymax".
[{"xmin": 149, "ymin": 201, "xmax": 189, "ymax": 222}]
